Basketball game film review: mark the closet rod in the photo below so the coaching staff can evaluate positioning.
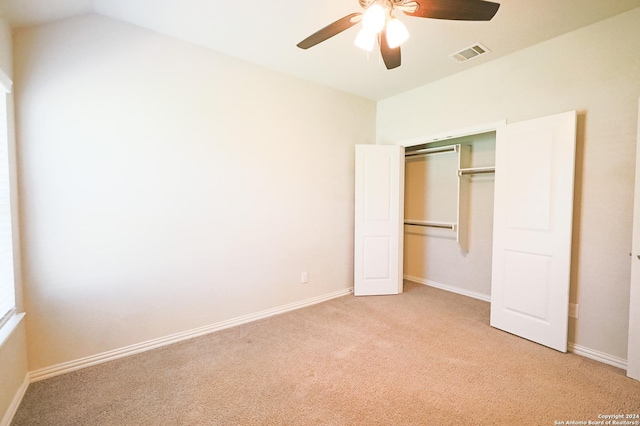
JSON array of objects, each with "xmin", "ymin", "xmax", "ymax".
[
  {"xmin": 404, "ymin": 220, "xmax": 456, "ymax": 230},
  {"xmin": 405, "ymin": 145, "xmax": 458, "ymax": 158},
  {"xmin": 457, "ymin": 167, "xmax": 496, "ymax": 176}
]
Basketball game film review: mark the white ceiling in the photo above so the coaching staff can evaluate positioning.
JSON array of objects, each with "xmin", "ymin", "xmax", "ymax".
[{"xmin": 1, "ymin": 0, "xmax": 639, "ymax": 100}]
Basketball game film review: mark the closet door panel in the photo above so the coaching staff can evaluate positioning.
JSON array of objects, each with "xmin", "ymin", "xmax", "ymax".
[
  {"xmin": 506, "ymin": 132, "xmax": 553, "ymax": 231},
  {"xmin": 354, "ymin": 145, "xmax": 404, "ymax": 296},
  {"xmin": 491, "ymin": 111, "xmax": 576, "ymax": 352}
]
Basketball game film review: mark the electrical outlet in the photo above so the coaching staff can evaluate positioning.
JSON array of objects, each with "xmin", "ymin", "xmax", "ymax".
[
  {"xmin": 301, "ymin": 272, "xmax": 308, "ymax": 284},
  {"xmin": 569, "ymin": 303, "xmax": 579, "ymax": 319}
]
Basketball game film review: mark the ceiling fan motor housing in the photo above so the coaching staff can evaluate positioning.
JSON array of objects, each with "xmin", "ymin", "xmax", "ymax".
[{"xmin": 359, "ymin": 0, "xmax": 419, "ymax": 13}]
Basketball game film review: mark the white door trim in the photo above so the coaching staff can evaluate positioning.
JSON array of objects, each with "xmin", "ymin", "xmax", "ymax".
[
  {"xmin": 395, "ymin": 120, "xmax": 506, "ymax": 148},
  {"xmin": 627, "ymin": 98, "xmax": 640, "ymax": 381}
]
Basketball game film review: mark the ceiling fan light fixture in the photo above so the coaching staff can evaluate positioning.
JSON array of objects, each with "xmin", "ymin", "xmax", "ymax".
[
  {"xmin": 297, "ymin": 0, "xmax": 501, "ymax": 71},
  {"xmin": 386, "ymin": 17, "xmax": 409, "ymax": 48},
  {"xmin": 354, "ymin": 27, "xmax": 376, "ymax": 51},
  {"xmin": 362, "ymin": 4, "xmax": 386, "ymax": 33}
]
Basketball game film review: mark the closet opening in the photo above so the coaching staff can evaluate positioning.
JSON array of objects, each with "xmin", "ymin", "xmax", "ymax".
[{"xmin": 403, "ymin": 131, "xmax": 496, "ymax": 302}]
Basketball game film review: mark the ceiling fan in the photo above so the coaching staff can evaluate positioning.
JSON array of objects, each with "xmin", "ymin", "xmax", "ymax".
[{"xmin": 297, "ymin": 0, "xmax": 500, "ymax": 70}]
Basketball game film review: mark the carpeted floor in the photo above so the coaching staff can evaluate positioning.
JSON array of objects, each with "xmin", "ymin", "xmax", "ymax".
[{"xmin": 12, "ymin": 282, "xmax": 640, "ymax": 425}]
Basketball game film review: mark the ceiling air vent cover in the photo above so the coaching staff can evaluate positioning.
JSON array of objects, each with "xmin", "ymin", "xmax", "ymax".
[{"xmin": 450, "ymin": 43, "xmax": 490, "ymax": 63}]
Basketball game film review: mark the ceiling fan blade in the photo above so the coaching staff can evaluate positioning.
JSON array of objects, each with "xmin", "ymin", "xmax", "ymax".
[
  {"xmin": 380, "ymin": 27, "xmax": 401, "ymax": 70},
  {"xmin": 297, "ymin": 13, "xmax": 362, "ymax": 49},
  {"xmin": 404, "ymin": 0, "xmax": 500, "ymax": 21}
]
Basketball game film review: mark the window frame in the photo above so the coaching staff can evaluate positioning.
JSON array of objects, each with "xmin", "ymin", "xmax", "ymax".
[{"xmin": 0, "ymin": 68, "xmax": 23, "ymax": 348}]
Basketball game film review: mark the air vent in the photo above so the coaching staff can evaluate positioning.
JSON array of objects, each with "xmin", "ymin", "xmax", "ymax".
[{"xmin": 450, "ymin": 43, "xmax": 490, "ymax": 63}]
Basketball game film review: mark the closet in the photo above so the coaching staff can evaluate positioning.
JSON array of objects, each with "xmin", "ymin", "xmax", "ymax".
[
  {"xmin": 354, "ymin": 111, "xmax": 577, "ymax": 352},
  {"xmin": 403, "ymin": 132, "xmax": 496, "ymax": 302}
]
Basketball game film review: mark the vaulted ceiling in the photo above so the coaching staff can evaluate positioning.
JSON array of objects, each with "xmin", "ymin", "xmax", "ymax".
[{"xmin": 1, "ymin": 0, "xmax": 639, "ymax": 100}]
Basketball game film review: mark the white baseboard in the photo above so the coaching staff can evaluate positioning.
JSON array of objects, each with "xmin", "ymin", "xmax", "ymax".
[
  {"xmin": 568, "ymin": 342, "xmax": 627, "ymax": 370},
  {"xmin": 22, "ymin": 284, "xmax": 629, "ymax": 387},
  {"xmin": 404, "ymin": 275, "xmax": 491, "ymax": 303},
  {"xmin": 0, "ymin": 375, "xmax": 29, "ymax": 426},
  {"xmin": 29, "ymin": 288, "xmax": 353, "ymax": 383}
]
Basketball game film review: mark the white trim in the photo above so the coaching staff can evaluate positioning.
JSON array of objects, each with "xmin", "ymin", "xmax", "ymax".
[
  {"xmin": 0, "ymin": 374, "xmax": 28, "ymax": 426},
  {"xmin": 0, "ymin": 312, "xmax": 25, "ymax": 350},
  {"xmin": 404, "ymin": 275, "xmax": 491, "ymax": 302},
  {"xmin": 395, "ymin": 120, "xmax": 506, "ymax": 148},
  {"xmin": 627, "ymin": 97, "xmax": 640, "ymax": 381},
  {"xmin": 0, "ymin": 70, "xmax": 11, "ymax": 94},
  {"xmin": 29, "ymin": 288, "xmax": 353, "ymax": 382},
  {"xmin": 568, "ymin": 342, "xmax": 627, "ymax": 370}
]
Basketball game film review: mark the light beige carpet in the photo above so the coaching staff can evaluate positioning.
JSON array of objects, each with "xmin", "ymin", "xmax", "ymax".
[{"xmin": 12, "ymin": 282, "xmax": 640, "ymax": 425}]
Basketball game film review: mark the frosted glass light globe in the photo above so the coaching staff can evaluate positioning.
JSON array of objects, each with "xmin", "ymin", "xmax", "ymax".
[
  {"xmin": 362, "ymin": 4, "xmax": 386, "ymax": 34},
  {"xmin": 354, "ymin": 28, "xmax": 376, "ymax": 51},
  {"xmin": 386, "ymin": 18, "xmax": 409, "ymax": 48}
]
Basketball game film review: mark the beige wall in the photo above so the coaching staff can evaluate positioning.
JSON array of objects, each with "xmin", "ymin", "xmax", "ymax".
[
  {"xmin": 0, "ymin": 12, "xmax": 29, "ymax": 424},
  {"xmin": 0, "ymin": 321, "xmax": 28, "ymax": 424},
  {"xmin": 378, "ymin": 8, "xmax": 640, "ymax": 360},
  {"xmin": 13, "ymin": 14, "xmax": 376, "ymax": 371},
  {"xmin": 0, "ymin": 15, "xmax": 11, "ymax": 72}
]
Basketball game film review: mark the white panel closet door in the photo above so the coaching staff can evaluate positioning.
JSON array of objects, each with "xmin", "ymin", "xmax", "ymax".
[
  {"xmin": 491, "ymin": 110, "xmax": 577, "ymax": 352},
  {"xmin": 354, "ymin": 145, "xmax": 404, "ymax": 296},
  {"xmin": 627, "ymin": 98, "xmax": 640, "ymax": 381}
]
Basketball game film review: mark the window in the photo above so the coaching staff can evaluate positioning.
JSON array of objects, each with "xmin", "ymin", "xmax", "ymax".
[{"xmin": 0, "ymin": 69, "xmax": 15, "ymax": 331}]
